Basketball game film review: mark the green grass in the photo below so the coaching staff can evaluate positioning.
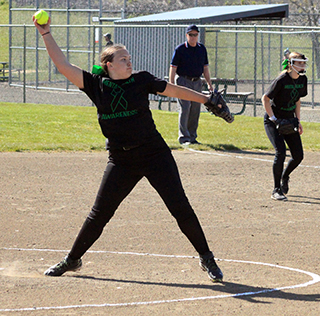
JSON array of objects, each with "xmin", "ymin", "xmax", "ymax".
[
  {"xmin": 156, "ymin": 110, "xmax": 320, "ymax": 152},
  {"xmin": 0, "ymin": 103, "xmax": 105, "ymax": 151},
  {"xmin": 1, "ymin": 102, "xmax": 320, "ymax": 152}
]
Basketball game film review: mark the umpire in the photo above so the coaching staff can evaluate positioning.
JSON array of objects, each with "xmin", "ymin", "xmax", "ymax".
[{"xmin": 169, "ymin": 24, "xmax": 213, "ymax": 145}]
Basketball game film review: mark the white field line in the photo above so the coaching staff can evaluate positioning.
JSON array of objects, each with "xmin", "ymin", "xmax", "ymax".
[{"xmin": 0, "ymin": 247, "xmax": 319, "ymax": 313}]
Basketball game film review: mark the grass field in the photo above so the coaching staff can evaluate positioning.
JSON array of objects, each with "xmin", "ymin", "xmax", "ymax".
[{"xmin": 1, "ymin": 102, "xmax": 320, "ymax": 152}]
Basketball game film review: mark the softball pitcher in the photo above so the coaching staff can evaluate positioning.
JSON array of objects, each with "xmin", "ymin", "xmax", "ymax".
[{"xmin": 33, "ymin": 16, "xmax": 223, "ymax": 282}]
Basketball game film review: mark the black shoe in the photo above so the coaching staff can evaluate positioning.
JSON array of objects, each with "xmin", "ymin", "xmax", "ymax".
[
  {"xmin": 44, "ymin": 256, "xmax": 82, "ymax": 277},
  {"xmin": 199, "ymin": 252, "xmax": 223, "ymax": 282},
  {"xmin": 271, "ymin": 188, "xmax": 287, "ymax": 201},
  {"xmin": 281, "ymin": 176, "xmax": 290, "ymax": 194},
  {"xmin": 191, "ymin": 140, "xmax": 201, "ymax": 145}
]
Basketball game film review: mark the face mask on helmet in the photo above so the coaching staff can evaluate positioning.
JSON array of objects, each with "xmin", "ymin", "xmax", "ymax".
[{"xmin": 290, "ymin": 56, "xmax": 308, "ymax": 76}]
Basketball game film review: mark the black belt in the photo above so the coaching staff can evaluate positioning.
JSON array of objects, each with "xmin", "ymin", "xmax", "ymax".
[
  {"xmin": 181, "ymin": 75, "xmax": 201, "ymax": 82},
  {"xmin": 122, "ymin": 144, "xmax": 140, "ymax": 151},
  {"xmin": 109, "ymin": 144, "xmax": 141, "ymax": 151}
]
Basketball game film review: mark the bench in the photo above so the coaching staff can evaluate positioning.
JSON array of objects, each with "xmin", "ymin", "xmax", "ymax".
[
  {"xmin": 202, "ymin": 78, "xmax": 253, "ymax": 115},
  {"xmin": 11, "ymin": 68, "xmax": 23, "ymax": 81},
  {"xmin": 0, "ymin": 62, "xmax": 23, "ymax": 82},
  {"xmin": 157, "ymin": 76, "xmax": 172, "ymax": 110},
  {"xmin": 157, "ymin": 77, "xmax": 253, "ymax": 115},
  {"xmin": 0, "ymin": 75, "xmax": 9, "ymax": 82},
  {"xmin": 0, "ymin": 61, "xmax": 9, "ymax": 82}
]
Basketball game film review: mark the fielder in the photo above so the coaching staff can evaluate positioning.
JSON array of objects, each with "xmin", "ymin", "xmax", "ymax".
[
  {"xmin": 262, "ymin": 52, "xmax": 308, "ymax": 201},
  {"xmin": 33, "ymin": 15, "xmax": 232, "ymax": 282}
]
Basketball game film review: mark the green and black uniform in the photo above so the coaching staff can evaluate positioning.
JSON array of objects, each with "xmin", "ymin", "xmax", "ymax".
[
  {"xmin": 67, "ymin": 70, "xmax": 211, "ymax": 260},
  {"xmin": 264, "ymin": 71, "xmax": 307, "ymax": 189}
]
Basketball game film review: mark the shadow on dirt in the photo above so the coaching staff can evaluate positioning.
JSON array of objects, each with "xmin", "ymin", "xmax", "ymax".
[{"xmin": 72, "ymin": 275, "xmax": 320, "ymax": 303}]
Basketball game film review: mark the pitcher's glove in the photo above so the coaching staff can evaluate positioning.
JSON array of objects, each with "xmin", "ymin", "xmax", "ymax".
[{"xmin": 204, "ymin": 90, "xmax": 234, "ymax": 123}]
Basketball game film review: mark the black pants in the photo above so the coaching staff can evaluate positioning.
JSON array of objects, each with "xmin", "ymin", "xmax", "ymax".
[
  {"xmin": 69, "ymin": 144, "xmax": 210, "ymax": 260},
  {"xmin": 264, "ymin": 113, "xmax": 304, "ymax": 189}
]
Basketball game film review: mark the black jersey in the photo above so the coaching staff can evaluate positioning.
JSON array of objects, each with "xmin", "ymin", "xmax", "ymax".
[
  {"xmin": 81, "ymin": 70, "xmax": 167, "ymax": 150},
  {"xmin": 266, "ymin": 72, "xmax": 307, "ymax": 119}
]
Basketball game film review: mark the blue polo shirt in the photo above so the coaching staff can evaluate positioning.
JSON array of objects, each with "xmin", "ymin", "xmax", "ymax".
[{"xmin": 170, "ymin": 41, "xmax": 209, "ymax": 78}]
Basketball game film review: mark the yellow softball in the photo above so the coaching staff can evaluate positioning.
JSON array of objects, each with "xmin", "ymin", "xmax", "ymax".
[{"xmin": 34, "ymin": 9, "xmax": 49, "ymax": 25}]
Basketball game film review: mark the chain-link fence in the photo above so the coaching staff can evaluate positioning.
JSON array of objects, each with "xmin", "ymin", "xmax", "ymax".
[{"xmin": 2, "ymin": 23, "xmax": 320, "ymax": 108}]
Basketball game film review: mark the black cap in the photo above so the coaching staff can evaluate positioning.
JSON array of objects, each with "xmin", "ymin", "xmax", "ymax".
[{"xmin": 186, "ymin": 24, "xmax": 199, "ymax": 33}]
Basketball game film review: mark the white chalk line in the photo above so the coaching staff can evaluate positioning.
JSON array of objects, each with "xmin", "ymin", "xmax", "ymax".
[
  {"xmin": 0, "ymin": 247, "xmax": 319, "ymax": 312},
  {"xmin": 187, "ymin": 148, "xmax": 320, "ymax": 169}
]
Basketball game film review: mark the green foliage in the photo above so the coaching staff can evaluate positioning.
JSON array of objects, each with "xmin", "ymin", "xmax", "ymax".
[{"xmin": 1, "ymin": 102, "xmax": 319, "ymax": 152}]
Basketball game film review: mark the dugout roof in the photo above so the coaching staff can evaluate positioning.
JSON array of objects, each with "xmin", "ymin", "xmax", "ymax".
[{"xmin": 115, "ymin": 4, "xmax": 289, "ymax": 24}]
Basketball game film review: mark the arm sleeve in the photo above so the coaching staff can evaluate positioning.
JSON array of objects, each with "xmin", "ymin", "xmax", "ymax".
[
  {"xmin": 170, "ymin": 47, "xmax": 180, "ymax": 67},
  {"xmin": 138, "ymin": 71, "xmax": 167, "ymax": 94},
  {"xmin": 300, "ymin": 76, "xmax": 308, "ymax": 97},
  {"xmin": 265, "ymin": 77, "xmax": 282, "ymax": 100},
  {"xmin": 80, "ymin": 70, "xmax": 103, "ymax": 106}
]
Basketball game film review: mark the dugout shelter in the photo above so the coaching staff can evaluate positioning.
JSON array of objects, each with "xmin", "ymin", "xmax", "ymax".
[{"xmin": 113, "ymin": 4, "xmax": 289, "ymax": 81}]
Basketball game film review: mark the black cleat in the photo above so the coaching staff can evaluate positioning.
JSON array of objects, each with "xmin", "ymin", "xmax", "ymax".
[
  {"xmin": 44, "ymin": 256, "xmax": 82, "ymax": 277},
  {"xmin": 199, "ymin": 252, "xmax": 223, "ymax": 282}
]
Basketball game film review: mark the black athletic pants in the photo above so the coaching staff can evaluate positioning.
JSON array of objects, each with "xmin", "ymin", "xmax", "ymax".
[
  {"xmin": 264, "ymin": 113, "xmax": 304, "ymax": 189},
  {"xmin": 69, "ymin": 144, "xmax": 210, "ymax": 260}
]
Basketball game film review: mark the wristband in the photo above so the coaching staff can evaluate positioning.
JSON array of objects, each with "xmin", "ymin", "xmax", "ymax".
[
  {"xmin": 42, "ymin": 32, "xmax": 50, "ymax": 37},
  {"xmin": 269, "ymin": 115, "xmax": 277, "ymax": 122}
]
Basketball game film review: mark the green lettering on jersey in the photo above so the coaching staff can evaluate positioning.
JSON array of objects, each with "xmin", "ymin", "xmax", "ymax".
[
  {"xmin": 101, "ymin": 109, "xmax": 138, "ymax": 120},
  {"xmin": 284, "ymin": 84, "xmax": 304, "ymax": 89}
]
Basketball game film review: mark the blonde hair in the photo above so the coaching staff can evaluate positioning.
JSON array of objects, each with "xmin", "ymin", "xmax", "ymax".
[{"xmin": 100, "ymin": 44, "xmax": 126, "ymax": 75}]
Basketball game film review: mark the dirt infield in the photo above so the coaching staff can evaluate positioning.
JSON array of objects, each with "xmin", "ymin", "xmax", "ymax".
[{"xmin": 0, "ymin": 150, "xmax": 319, "ymax": 315}]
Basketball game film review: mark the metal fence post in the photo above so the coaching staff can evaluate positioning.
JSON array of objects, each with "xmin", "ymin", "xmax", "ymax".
[
  {"xmin": 9, "ymin": 0, "xmax": 12, "ymax": 85},
  {"xmin": 279, "ymin": 20, "xmax": 283, "ymax": 73},
  {"xmin": 214, "ymin": 31, "xmax": 218, "ymax": 77},
  {"xmin": 23, "ymin": 24, "xmax": 26, "ymax": 103},
  {"xmin": 235, "ymin": 25, "xmax": 238, "ymax": 89},
  {"xmin": 92, "ymin": 25, "xmax": 96, "ymax": 107},
  {"xmin": 261, "ymin": 32, "xmax": 265, "ymax": 95},
  {"xmin": 66, "ymin": 0, "xmax": 70, "ymax": 91},
  {"xmin": 167, "ymin": 23, "xmax": 171, "ymax": 111},
  {"xmin": 92, "ymin": 25, "xmax": 96, "ymax": 67},
  {"xmin": 312, "ymin": 31, "xmax": 315, "ymax": 109},
  {"xmin": 36, "ymin": 0, "xmax": 39, "ymax": 88},
  {"xmin": 268, "ymin": 31, "xmax": 271, "ymax": 81},
  {"xmin": 254, "ymin": 25, "xmax": 257, "ymax": 117}
]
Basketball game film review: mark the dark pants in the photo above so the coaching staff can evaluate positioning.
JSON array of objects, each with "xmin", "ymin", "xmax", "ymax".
[
  {"xmin": 176, "ymin": 76, "xmax": 202, "ymax": 144},
  {"xmin": 69, "ymin": 143, "xmax": 210, "ymax": 260},
  {"xmin": 264, "ymin": 113, "xmax": 304, "ymax": 189}
]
